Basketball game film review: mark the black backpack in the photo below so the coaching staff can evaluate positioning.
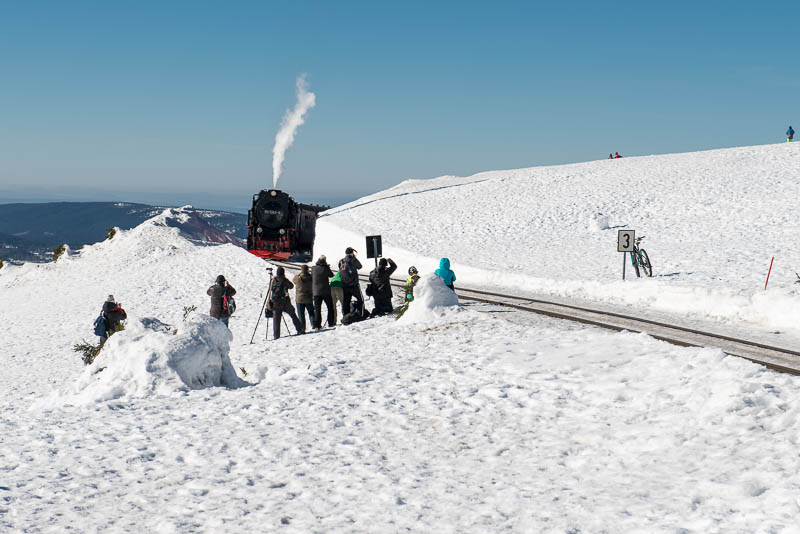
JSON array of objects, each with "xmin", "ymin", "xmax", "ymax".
[{"xmin": 339, "ymin": 258, "xmax": 356, "ymax": 286}]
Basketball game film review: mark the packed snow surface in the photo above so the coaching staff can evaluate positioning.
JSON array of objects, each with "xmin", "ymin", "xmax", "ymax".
[
  {"xmin": 2, "ymin": 144, "xmax": 800, "ymax": 532},
  {"xmin": 318, "ymin": 142, "xmax": 800, "ymax": 341}
]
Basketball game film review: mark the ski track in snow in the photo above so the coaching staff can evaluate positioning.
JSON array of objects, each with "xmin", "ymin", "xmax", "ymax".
[{"xmin": 2, "ymin": 144, "xmax": 800, "ymax": 532}]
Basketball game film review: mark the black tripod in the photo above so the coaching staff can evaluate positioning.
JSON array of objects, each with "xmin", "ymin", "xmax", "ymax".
[{"xmin": 249, "ymin": 266, "xmax": 291, "ymax": 343}]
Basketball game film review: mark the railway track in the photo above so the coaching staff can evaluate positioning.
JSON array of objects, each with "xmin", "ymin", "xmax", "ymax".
[{"xmin": 272, "ymin": 260, "xmax": 800, "ymax": 375}]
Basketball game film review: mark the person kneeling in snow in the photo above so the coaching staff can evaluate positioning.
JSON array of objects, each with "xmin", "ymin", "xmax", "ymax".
[
  {"xmin": 434, "ymin": 258, "xmax": 456, "ymax": 291},
  {"xmin": 266, "ymin": 266, "xmax": 305, "ymax": 339},
  {"xmin": 100, "ymin": 294, "xmax": 127, "ymax": 343},
  {"xmin": 207, "ymin": 275, "xmax": 236, "ymax": 328},
  {"xmin": 369, "ymin": 257, "xmax": 397, "ymax": 317}
]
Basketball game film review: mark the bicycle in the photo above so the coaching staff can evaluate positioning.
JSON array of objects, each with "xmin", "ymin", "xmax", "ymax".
[{"xmin": 630, "ymin": 236, "xmax": 653, "ymax": 278}]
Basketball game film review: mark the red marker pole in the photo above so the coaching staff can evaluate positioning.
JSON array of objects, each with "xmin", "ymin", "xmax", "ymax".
[{"xmin": 764, "ymin": 256, "xmax": 774, "ymax": 290}]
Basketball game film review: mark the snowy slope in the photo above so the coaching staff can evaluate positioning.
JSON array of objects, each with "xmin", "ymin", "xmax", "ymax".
[
  {"xmin": 3, "ymin": 146, "xmax": 800, "ymax": 532},
  {"xmin": 317, "ymin": 142, "xmax": 800, "ymax": 339}
]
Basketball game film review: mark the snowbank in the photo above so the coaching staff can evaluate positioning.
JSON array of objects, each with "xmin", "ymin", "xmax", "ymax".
[
  {"xmin": 60, "ymin": 316, "xmax": 241, "ymax": 405},
  {"xmin": 398, "ymin": 273, "xmax": 459, "ymax": 323}
]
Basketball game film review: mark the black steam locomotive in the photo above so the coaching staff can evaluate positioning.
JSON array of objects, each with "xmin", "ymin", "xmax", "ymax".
[{"xmin": 246, "ymin": 189, "xmax": 327, "ymax": 260}]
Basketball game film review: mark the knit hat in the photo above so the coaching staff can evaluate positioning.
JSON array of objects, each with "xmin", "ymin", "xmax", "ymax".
[
  {"xmin": 379, "ymin": 258, "xmax": 388, "ymax": 267},
  {"xmin": 319, "ymin": 255, "xmax": 326, "ymax": 263},
  {"xmin": 216, "ymin": 275, "xmax": 225, "ymax": 284},
  {"xmin": 106, "ymin": 294, "xmax": 115, "ymax": 303},
  {"xmin": 345, "ymin": 247, "xmax": 354, "ymax": 254}
]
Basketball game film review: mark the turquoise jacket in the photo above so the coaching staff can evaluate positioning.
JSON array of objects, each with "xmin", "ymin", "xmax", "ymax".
[{"xmin": 434, "ymin": 258, "xmax": 456, "ymax": 288}]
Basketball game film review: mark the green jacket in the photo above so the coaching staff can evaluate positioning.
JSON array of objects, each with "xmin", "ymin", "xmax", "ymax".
[
  {"xmin": 330, "ymin": 270, "xmax": 343, "ymax": 288},
  {"xmin": 404, "ymin": 274, "xmax": 420, "ymax": 301}
]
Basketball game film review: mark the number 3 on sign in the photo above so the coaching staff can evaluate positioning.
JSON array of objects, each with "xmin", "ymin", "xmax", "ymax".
[{"xmin": 618, "ymin": 230, "xmax": 635, "ymax": 252}]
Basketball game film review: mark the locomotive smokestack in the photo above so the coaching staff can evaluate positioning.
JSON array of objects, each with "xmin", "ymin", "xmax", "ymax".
[{"xmin": 272, "ymin": 74, "xmax": 316, "ymax": 188}]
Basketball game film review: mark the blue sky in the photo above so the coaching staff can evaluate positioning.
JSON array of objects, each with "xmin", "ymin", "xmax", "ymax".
[{"xmin": 1, "ymin": 1, "xmax": 797, "ymax": 212}]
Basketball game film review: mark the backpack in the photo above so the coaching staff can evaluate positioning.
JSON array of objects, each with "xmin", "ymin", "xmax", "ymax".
[
  {"xmin": 365, "ymin": 273, "xmax": 376, "ymax": 297},
  {"xmin": 339, "ymin": 258, "xmax": 356, "ymax": 286},
  {"xmin": 222, "ymin": 294, "xmax": 236, "ymax": 317},
  {"xmin": 93, "ymin": 312, "xmax": 107, "ymax": 337},
  {"xmin": 269, "ymin": 280, "xmax": 288, "ymax": 308}
]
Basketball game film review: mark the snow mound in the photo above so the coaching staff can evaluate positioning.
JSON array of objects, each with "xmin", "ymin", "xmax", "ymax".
[
  {"xmin": 398, "ymin": 273, "xmax": 459, "ymax": 323},
  {"xmin": 62, "ymin": 316, "xmax": 241, "ymax": 405}
]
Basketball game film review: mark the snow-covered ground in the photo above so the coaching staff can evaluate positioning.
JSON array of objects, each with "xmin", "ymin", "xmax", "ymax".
[{"xmin": 2, "ymin": 144, "xmax": 800, "ymax": 532}]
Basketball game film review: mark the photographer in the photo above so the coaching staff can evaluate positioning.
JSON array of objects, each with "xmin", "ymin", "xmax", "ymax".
[
  {"xmin": 266, "ymin": 266, "xmax": 304, "ymax": 339},
  {"xmin": 207, "ymin": 274, "xmax": 236, "ymax": 328},
  {"xmin": 99, "ymin": 294, "xmax": 127, "ymax": 343},
  {"xmin": 369, "ymin": 258, "xmax": 397, "ymax": 316},
  {"xmin": 311, "ymin": 255, "xmax": 335, "ymax": 330},
  {"xmin": 338, "ymin": 247, "xmax": 363, "ymax": 316}
]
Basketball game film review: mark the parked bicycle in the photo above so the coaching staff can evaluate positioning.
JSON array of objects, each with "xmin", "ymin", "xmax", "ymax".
[{"xmin": 630, "ymin": 236, "xmax": 652, "ymax": 277}]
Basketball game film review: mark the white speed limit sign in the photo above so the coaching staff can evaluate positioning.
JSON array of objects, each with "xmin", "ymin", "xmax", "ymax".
[{"xmin": 617, "ymin": 230, "xmax": 635, "ymax": 252}]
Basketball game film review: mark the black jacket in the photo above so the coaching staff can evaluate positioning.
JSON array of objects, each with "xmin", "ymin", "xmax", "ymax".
[
  {"xmin": 369, "ymin": 259, "xmax": 397, "ymax": 299},
  {"xmin": 102, "ymin": 301, "xmax": 128, "ymax": 330},
  {"xmin": 338, "ymin": 255, "xmax": 362, "ymax": 288},
  {"xmin": 311, "ymin": 259, "xmax": 334, "ymax": 296},
  {"xmin": 207, "ymin": 282, "xmax": 236, "ymax": 318}
]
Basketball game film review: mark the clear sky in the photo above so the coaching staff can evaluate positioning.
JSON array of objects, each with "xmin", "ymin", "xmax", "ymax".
[{"xmin": 1, "ymin": 1, "xmax": 797, "ymax": 213}]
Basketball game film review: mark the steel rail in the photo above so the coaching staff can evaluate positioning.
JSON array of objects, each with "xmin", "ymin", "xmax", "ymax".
[{"xmin": 271, "ymin": 260, "xmax": 800, "ymax": 375}]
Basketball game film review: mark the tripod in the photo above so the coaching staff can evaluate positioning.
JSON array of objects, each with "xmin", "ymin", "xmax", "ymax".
[{"xmin": 249, "ymin": 266, "xmax": 291, "ymax": 343}]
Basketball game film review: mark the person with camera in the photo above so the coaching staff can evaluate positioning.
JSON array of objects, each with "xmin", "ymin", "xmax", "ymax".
[
  {"xmin": 338, "ymin": 247, "xmax": 363, "ymax": 316},
  {"xmin": 266, "ymin": 266, "xmax": 304, "ymax": 339},
  {"xmin": 368, "ymin": 257, "xmax": 397, "ymax": 317},
  {"xmin": 311, "ymin": 255, "xmax": 335, "ymax": 330},
  {"xmin": 207, "ymin": 275, "xmax": 236, "ymax": 327},
  {"xmin": 99, "ymin": 294, "xmax": 127, "ymax": 343}
]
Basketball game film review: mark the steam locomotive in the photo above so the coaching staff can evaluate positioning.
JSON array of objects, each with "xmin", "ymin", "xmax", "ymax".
[{"xmin": 246, "ymin": 189, "xmax": 327, "ymax": 260}]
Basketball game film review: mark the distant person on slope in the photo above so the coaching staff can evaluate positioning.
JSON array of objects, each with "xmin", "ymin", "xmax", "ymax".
[
  {"xmin": 266, "ymin": 266, "xmax": 304, "ymax": 339},
  {"xmin": 292, "ymin": 265, "xmax": 315, "ymax": 332},
  {"xmin": 369, "ymin": 257, "xmax": 397, "ymax": 317},
  {"xmin": 435, "ymin": 258, "xmax": 457, "ymax": 291},
  {"xmin": 207, "ymin": 275, "xmax": 236, "ymax": 328},
  {"xmin": 608, "ymin": 153, "xmax": 614, "ymax": 159},
  {"xmin": 99, "ymin": 295, "xmax": 127, "ymax": 343},
  {"xmin": 338, "ymin": 247, "xmax": 364, "ymax": 316},
  {"xmin": 311, "ymin": 255, "xmax": 335, "ymax": 330},
  {"xmin": 615, "ymin": 151, "xmax": 623, "ymax": 158},
  {"xmin": 787, "ymin": 126, "xmax": 794, "ymax": 143}
]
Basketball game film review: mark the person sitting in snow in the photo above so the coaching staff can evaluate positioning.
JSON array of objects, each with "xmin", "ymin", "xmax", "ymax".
[
  {"xmin": 434, "ymin": 258, "xmax": 456, "ymax": 291},
  {"xmin": 207, "ymin": 274, "xmax": 236, "ymax": 328},
  {"xmin": 266, "ymin": 266, "xmax": 304, "ymax": 339},
  {"xmin": 787, "ymin": 126, "xmax": 794, "ymax": 143},
  {"xmin": 100, "ymin": 294, "xmax": 127, "ymax": 343},
  {"xmin": 614, "ymin": 151, "xmax": 623, "ymax": 158},
  {"xmin": 369, "ymin": 257, "xmax": 397, "ymax": 317},
  {"xmin": 608, "ymin": 153, "xmax": 614, "ymax": 159}
]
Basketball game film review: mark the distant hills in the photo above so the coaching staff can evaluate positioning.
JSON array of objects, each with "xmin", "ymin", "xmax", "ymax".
[{"xmin": 0, "ymin": 202, "xmax": 246, "ymax": 263}]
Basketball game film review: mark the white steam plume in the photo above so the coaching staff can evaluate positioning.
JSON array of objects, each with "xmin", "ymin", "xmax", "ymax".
[{"xmin": 272, "ymin": 74, "xmax": 316, "ymax": 188}]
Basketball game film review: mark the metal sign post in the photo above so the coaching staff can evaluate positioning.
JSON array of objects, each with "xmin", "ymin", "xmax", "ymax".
[
  {"xmin": 617, "ymin": 230, "xmax": 635, "ymax": 280},
  {"xmin": 366, "ymin": 235, "xmax": 382, "ymax": 268}
]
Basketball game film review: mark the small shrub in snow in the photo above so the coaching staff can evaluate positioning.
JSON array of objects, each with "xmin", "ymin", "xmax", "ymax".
[
  {"xmin": 0, "ymin": 256, "xmax": 4, "ymax": 269},
  {"xmin": 795, "ymin": 272, "xmax": 800, "ymax": 285},
  {"xmin": 74, "ymin": 339, "xmax": 105, "ymax": 366},
  {"xmin": 183, "ymin": 305, "xmax": 197, "ymax": 321},
  {"xmin": 105, "ymin": 227, "xmax": 117, "ymax": 240},
  {"xmin": 240, "ymin": 367, "xmax": 248, "ymax": 377},
  {"xmin": 53, "ymin": 244, "xmax": 66, "ymax": 262}
]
